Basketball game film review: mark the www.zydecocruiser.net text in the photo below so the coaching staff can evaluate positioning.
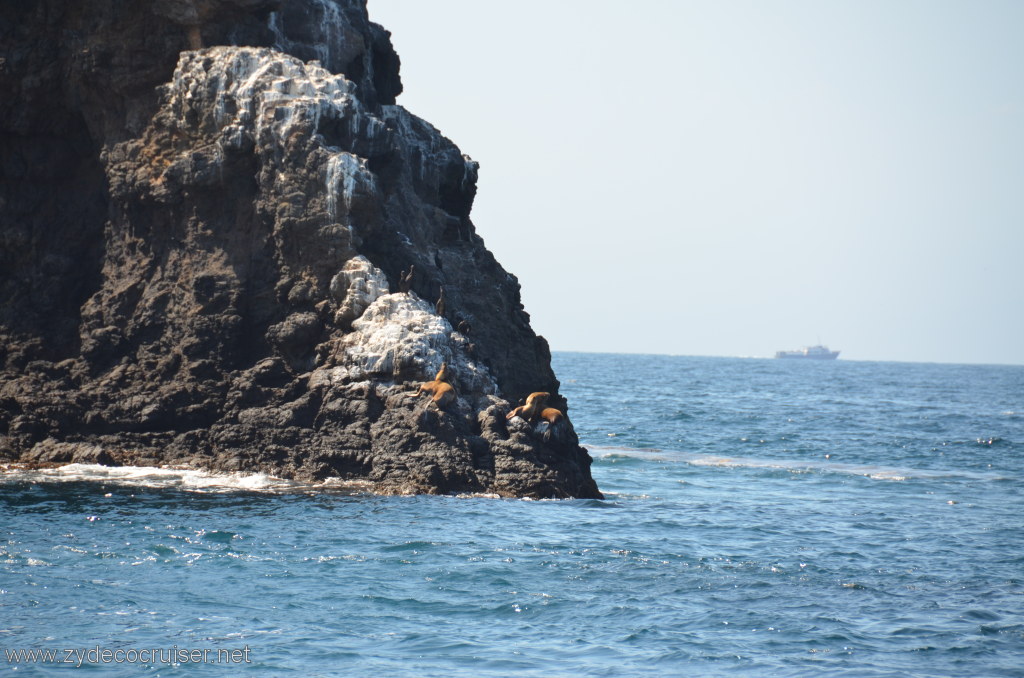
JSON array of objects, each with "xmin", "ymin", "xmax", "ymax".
[{"xmin": 4, "ymin": 645, "xmax": 252, "ymax": 667}]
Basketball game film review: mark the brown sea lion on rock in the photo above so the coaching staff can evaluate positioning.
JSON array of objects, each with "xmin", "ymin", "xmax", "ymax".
[
  {"xmin": 506, "ymin": 391, "xmax": 547, "ymax": 421},
  {"xmin": 416, "ymin": 379, "xmax": 455, "ymax": 409},
  {"xmin": 506, "ymin": 391, "xmax": 563, "ymax": 425},
  {"xmin": 413, "ymin": 362, "xmax": 456, "ymax": 409},
  {"xmin": 539, "ymin": 407, "xmax": 564, "ymax": 426},
  {"xmin": 507, "ymin": 391, "xmax": 566, "ymax": 442}
]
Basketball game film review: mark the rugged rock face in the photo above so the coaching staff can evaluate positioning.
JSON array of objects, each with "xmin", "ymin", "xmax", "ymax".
[{"xmin": 0, "ymin": 0, "xmax": 601, "ymax": 498}]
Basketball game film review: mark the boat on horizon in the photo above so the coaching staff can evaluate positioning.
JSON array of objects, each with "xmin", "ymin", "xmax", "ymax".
[{"xmin": 775, "ymin": 345, "xmax": 840, "ymax": 360}]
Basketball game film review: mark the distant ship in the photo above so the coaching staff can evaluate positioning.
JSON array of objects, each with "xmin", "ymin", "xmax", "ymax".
[{"xmin": 775, "ymin": 345, "xmax": 840, "ymax": 360}]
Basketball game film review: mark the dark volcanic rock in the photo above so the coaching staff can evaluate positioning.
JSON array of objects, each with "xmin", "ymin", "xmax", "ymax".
[{"xmin": 0, "ymin": 0, "xmax": 601, "ymax": 498}]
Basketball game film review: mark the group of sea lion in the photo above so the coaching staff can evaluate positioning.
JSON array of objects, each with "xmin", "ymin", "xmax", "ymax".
[
  {"xmin": 505, "ymin": 391, "xmax": 566, "ymax": 443},
  {"xmin": 404, "ymin": 263, "xmax": 563, "ymax": 435},
  {"xmin": 413, "ymin": 363, "xmax": 564, "ymax": 436},
  {"xmin": 505, "ymin": 391, "xmax": 563, "ymax": 426}
]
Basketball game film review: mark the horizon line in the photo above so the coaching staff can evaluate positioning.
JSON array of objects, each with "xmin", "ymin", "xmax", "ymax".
[{"xmin": 548, "ymin": 349, "xmax": 1024, "ymax": 368}]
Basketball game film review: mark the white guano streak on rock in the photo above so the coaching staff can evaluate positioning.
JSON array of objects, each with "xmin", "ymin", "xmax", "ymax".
[
  {"xmin": 311, "ymin": 293, "xmax": 496, "ymax": 395},
  {"xmin": 330, "ymin": 255, "xmax": 389, "ymax": 324},
  {"xmin": 325, "ymin": 152, "xmax": 371, "ymax": 226},
  {"xmin": 382, "ymin": 105, "xmax": 476, "ymax": 192},
  {"xmin": 267, "ymin": 0, "xmax": 345, "ymax": 68},
  {"xmin": 171, "ymin": 47, "xmax": 378, "ymax": 225},
  {"xmin": 381, "ymin": 105, "xmax": 432, "ymax": 183},
  {"xmin": 168, "ymin": 48, "xmax": 496, "ymax": 397}
]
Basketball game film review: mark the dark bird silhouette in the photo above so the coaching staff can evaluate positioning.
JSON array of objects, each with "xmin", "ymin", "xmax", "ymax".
[
  {"xmin": 398, "ymin": 265, "xmax": 414, "ymax": 293},
  {"xmin": 436, "ymin": 285, "xmax": 446, "ymax": 317}
]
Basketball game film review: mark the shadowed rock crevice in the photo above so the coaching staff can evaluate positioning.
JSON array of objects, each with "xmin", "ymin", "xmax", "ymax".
[{"xmin": 0, "ymin": 0, "xmax": 601, "ymax": 499}]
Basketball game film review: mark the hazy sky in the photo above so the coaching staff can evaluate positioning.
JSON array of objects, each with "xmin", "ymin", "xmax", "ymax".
[{"xmin": 369, "ymin": 0, "xmax": 1024, "ymax": 364}]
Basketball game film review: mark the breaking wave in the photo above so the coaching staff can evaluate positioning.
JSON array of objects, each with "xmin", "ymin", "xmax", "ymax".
[{"xmin": 0, "ymin": 463, "xmax": 373, "ymax": 494}]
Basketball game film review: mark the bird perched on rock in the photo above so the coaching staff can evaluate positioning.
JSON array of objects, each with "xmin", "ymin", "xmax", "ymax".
[
  {"xmin": 398, "ymin": 265, "xmax": 415, "ymax": 293},
  {"xmin": 436, "ymin": 286, "xmax": 446, "ymax": 318}
]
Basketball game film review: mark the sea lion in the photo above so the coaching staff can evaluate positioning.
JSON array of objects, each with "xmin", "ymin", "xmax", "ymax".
[
  {"xmin": 506, "ymin": 392, "xmax": 566, "ymax": 441},
  {"xmin": 537, "ymin": 406, "xmax": 566, "ymax": 443},
  {"xmin": 417, "ymin": 379, "xmax": 455, "ymax": 408},
  {"xmin": 506, "ymin": 391, "xmax": 552, "ymax": 422},
  {"xmin": 539, "ymin": 407, "xmax": 564, "ymax": 426},
  {"xmin": 434, "ymin": 361, "xmax": 451, "ymax": 383}
]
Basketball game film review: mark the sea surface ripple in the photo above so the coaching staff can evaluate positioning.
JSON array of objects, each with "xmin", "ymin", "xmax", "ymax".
[{"xmin": 2, "ymin": 354, "xmax": 1023, "ymax": 676}]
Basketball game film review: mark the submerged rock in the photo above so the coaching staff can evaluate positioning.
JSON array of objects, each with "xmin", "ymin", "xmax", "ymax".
[{"xmin": 0, "ymin": 0, "xmax": 600, "ymax": 498}]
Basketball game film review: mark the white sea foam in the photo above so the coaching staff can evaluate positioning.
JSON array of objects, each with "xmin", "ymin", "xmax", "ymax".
[
  {"xmin": 0, "ymin": 464, "xmax": 373, "ymax": 494},
  {"xmin": 589, "ymin": 445, "xmax": 1008, "ymax": 482}
]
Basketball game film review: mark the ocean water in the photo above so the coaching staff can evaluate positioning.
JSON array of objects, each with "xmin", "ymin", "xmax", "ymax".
[{"xmin": 3, "ymin": 353, "xmax": 1023, "ymax": 676}]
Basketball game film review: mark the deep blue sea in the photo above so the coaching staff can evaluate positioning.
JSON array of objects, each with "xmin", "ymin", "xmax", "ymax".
[{"xmin": 3, "ymin": 353, "xmax": 1023, "ymax": 676}]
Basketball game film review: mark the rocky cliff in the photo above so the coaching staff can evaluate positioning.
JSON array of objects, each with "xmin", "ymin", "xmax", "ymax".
[{"xmin": 0, "ymin": 0, "xmax": 601, "ymax": 498}]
